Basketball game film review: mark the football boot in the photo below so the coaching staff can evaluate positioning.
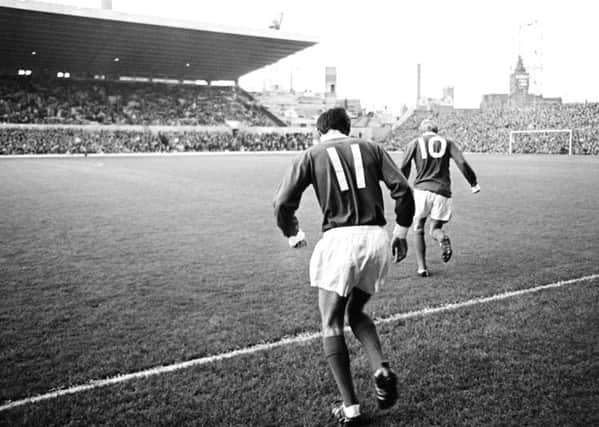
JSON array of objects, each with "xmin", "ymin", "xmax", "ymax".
[
  {"xmin": 374, "ymin": 363, "xmax": 398, "ymax": 410},
  {"xmin": 440, "ymin": 236, "xmax": 452, "ymax": 262},
  {"xmin": 331, "ymin": 403, "xmax": 362, "ymax": 426}
]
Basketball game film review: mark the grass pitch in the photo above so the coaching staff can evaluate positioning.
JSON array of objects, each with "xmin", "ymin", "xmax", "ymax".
[{"xmin": 1, "ymin": 153, "xmax": 598, "ymax": 425}]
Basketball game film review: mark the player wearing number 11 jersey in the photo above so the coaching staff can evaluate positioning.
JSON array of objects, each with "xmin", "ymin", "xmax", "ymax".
[
  {"xmin": 274, "ymin": 108, "xmax": 414, "ymax": 424},
  {"xmin": 400, "ymin": 118, "xmax": 480, "ymax": 277}
]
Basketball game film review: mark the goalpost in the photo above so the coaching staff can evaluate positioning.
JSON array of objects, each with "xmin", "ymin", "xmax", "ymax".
[{"xmin": 509, "ymin": 129, "xmax": 573, "ymax": 155}]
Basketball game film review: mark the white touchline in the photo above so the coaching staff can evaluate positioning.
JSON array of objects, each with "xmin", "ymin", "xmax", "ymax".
[{"xmin": 1, "ymin": 273, "xmax": 597, "ymax": 412}]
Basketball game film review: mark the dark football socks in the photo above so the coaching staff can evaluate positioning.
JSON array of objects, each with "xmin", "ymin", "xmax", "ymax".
[
  {"xmin": 350, "ymin": 314, "xmax": 385, "ymax": 372},
  {"xmin": 323, "ymin": 335, "xmax": 358, "ymax": 405}
]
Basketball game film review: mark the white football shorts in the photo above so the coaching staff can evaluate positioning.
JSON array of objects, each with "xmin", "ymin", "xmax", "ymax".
[
  {"xmin": 414, "ymin": 189, "xmax": 452, "ymax": 222},
  {"xmin": 309, "ymin": 225, "xmax": 390, "ymax": 297}
]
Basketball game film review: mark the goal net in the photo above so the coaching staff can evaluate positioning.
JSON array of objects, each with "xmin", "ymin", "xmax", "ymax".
[{"xmin": 509, "ymin": 129, "xmax": 573, "ymax": 155}]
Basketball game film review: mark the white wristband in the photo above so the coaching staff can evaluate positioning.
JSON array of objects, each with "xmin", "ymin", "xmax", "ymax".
[{"xmin": 288, "ymin": 229, "xmax": 306, "ymax": 247}]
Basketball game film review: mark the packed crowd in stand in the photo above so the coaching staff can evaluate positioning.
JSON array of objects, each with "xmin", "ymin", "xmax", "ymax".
[
  {"xmin": 0, "ymin": 76, "xmax": 273, "ymax": 126},
  {"xmin": 386, "ymin": 103, "xmax": 599, "ymax": 154},
  {"xmin": 1, "ymin": 76, "xmax": 598, "ymax": 155},
  {"xmin": 0, "ymin": 127, "xmax": 314, "ymax": 155}
]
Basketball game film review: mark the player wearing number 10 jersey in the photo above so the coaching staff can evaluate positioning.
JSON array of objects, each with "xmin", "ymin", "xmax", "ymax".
[
  {"xmin": 400, "ymin": 118, "xmax": 480, "ymax": 277},
  {"xmin": 274, "ymin": 108, "xmax": 414, "ymax": 424}
]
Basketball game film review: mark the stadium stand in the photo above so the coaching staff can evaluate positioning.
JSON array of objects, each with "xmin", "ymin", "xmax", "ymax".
[
  {"xmin": 3, "ymin": 86, "xmax": 598, "ymax": 155},
  {"xmin": 0, "ymin": 126, "xmax": 314, "ymax": 155},
  {"xmin": 0, "ymin": 1, "xmax": 318, "ymax": 155},
  {"xmin": 0, "ymin": 77, "xmax": 276, "ymax": 126},
  {"xmin": 387, "ymin": 104, "xmax": 599, "ymax": 155}
]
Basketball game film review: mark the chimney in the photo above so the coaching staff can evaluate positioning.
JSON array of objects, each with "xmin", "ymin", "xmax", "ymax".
[{"xmin": 325, "ymin": 67, "xmax": 337, "ymax": 97}]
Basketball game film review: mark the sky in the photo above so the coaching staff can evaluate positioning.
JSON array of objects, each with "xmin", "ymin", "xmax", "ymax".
[{"xmin": 40, "ymin": 0, "xmax": 599, "ymax": 112}]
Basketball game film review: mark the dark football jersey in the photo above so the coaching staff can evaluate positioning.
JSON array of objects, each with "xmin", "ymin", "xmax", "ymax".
[
  {"xmin": 400, "ymin": 132, "xmax": 477, "ymax": 198},
  {"xmin": 274, "ymin": 137, "xmax": 415, "ymax": 237}
]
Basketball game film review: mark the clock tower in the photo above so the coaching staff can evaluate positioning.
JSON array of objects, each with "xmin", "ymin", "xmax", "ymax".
[{"xmin": 510, "ymin": 56, "xmax": 529, "ymax": 97}]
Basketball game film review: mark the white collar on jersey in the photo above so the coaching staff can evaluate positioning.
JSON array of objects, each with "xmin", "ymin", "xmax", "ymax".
[{"xmin": 319, "ymin": 129, "xmax": 348, "ymax": 142}]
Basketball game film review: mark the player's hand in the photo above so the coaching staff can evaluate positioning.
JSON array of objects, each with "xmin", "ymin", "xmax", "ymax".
[
  {"xmin": 391, "ymin": 237, "xmax": 408, "ymax": 263},
  {"xmin": 292, "ymin": 239, "xmax": 307, "ymax": 249},
  {"xmin": 288, "ymin": 230, "xmax": 306, "ymax": 249},
  {"xmin": 471, "ymin": 184, "xmax": 481, "ymax": 194}
]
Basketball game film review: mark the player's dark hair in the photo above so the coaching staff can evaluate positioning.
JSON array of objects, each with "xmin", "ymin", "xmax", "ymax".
[{"xmin": 316, "ymin": 107, "xmax": 351, "ymax": 136}]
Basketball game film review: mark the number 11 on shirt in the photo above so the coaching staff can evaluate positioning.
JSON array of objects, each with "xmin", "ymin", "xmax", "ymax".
[{"xmin": 326, "ymin": 144, "xmax": 366, "ymax": 191}]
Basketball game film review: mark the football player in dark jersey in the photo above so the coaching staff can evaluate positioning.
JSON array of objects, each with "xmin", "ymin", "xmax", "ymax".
[
  {"xmin": 400, "ymin": 118, "xmax": 480, "ymax": 277},
  {"xmin": 274, "ymin": 108, "xmax": 415, "ymax": 425}
]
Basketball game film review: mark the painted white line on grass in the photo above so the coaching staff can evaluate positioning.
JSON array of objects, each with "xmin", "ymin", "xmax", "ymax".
[{"xmin": 1, "ymin": 273, "xmax": 597, "ymax": 412}]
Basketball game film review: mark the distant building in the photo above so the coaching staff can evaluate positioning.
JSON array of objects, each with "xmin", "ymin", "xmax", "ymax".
[
  {"xmin": 510, "ymin": 55, "xmax": 530, "ymax": 97},
  {"xmin": 325, "ymin": 67, "xmax": 337, "ymax": 97},
  {"xmin": 253, "ymin": 90, "xmax": 324, "ymax": 127},
  {"xmin": 481, "ymin": 56, "xmax": 562, "ymax": 110},
  {"xmin": 336, "ymin": 98, "xmax": 362, "ymax": 117},
  {"xmin": 442, "ymin": 86, "xmax": 454, "ymax": 105},
  {"xmin": 253, "ymin": 66, "xmax": 363, "ymax": 126},
  {"xmin": 414, "ymin": 62, "xmax": 455, "ymax": 112},
  {"xmin": 349, "ymin": 108, "xmax": 397, "ymax": 142},
  {"xmin": 416, "ymin": 87, "xmax": 455, "ymax": 112}
]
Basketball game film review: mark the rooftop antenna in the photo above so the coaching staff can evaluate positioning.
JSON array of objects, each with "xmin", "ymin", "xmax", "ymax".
[{"xmin": 269, "ymin": 12, "xmax": 284, "ymax": 30}]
